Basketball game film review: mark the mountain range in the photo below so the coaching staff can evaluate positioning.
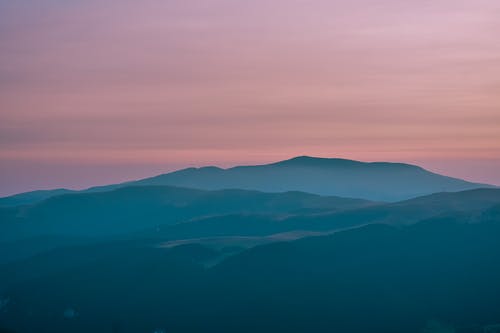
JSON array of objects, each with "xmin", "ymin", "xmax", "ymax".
[
  {"xmin": 0, "ymin": 156, "xmax": 493, "ymax": 207},
  {"xmin": 0, "ymin": 156, "xmax": 499, "ymax": 333},
  {"xmin": 1, "ymin": 191, "xmax": 500, "ymax": 333}
]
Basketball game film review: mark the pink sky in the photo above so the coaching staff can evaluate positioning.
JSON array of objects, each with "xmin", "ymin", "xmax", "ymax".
[{"xmin": 1, "ymin": 0, "xmax": 499, "ymax": 196}]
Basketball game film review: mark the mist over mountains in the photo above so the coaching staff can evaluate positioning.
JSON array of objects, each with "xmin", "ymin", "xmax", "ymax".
[{"xmin": 0, "ymin": 157, "xmax": 499, "ymax": 333}]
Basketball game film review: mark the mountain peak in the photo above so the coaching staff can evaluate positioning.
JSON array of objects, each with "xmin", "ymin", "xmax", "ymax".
[
  {"xmin": 273, "ymin": 156, "xmax": 361, "ymax": 167},
  {"xmin": 272, "ymin": 156, "xmax": 423, "ymax": 170}
]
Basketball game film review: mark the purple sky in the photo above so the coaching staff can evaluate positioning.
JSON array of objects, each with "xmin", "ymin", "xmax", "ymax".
[{"xmin": 1, "ymin": 0, "xmax": 500, "ymax": 196}]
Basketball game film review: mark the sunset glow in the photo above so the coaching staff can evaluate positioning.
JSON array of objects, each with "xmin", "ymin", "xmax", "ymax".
[{"xmin": 1, "ymin": 0, "xmax": 499, "ymax": 195}]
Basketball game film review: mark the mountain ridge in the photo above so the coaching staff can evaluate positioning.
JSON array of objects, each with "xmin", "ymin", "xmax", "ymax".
[{"xmin": 0, "ymin": 156, "xmax": 494, "ymax": 206}]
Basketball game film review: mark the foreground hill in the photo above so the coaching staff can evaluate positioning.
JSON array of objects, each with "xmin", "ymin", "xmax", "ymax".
[
  {"xmin": 1, "ymin": 208, "xmax": 499, "ymax": 333},
  {"xmin": 1, "ymin": 188, "xmax": 500, "ymax": 332},
  {"xmin": 0, "ymin": 156, "xmax": 493, "ymax": 206}
]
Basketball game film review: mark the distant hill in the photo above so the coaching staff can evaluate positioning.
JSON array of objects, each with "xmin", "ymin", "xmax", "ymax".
[
  {"xmin": 0, "ymin": 185, "xmax": 373, "ymax": 244},
  {"xmin": 139, "ymin": 188, "xmax": 500, "ymax": 243},
  {"xmin": 2, "ymin": 186, "xmax": 500, "ymax": 266},
  {"xmin": 0, "ymin": 189, "xmax": 74, "ymax": 207},
  {"xmin": 0, "ymin": 156, "xmax": 493, "ymax": 206}
]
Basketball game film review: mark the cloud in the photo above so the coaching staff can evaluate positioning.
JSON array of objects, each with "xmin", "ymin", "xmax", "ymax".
[{"xmin": 1, "ymin": 0, "xmax": 499, "ymax": 194}]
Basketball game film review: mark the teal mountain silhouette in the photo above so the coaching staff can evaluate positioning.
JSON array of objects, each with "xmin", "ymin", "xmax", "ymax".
[
  {"xmin": 1, "ymin": 189, "xmax": 500, "ymax": 332},
  {"xmin": 1, "ymin": 158, "xmax": 499, "ymax": 333},
  {"xmin": 0, "ymin": 156, "xmax": 493, "ymax": 206}
]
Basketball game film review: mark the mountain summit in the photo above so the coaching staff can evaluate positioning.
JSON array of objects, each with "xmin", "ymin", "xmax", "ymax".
[{"xmin": 272, "ymin": 156, "xmax": 422, "ymax": 169}]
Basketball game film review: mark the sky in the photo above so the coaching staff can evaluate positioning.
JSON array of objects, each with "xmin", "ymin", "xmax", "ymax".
[{"xmin": 1, "ymin": 0, "xmax": 499, "ymax": 196}]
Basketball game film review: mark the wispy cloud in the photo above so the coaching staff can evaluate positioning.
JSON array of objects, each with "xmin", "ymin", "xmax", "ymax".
[{"xmin": 1, "ymin": 0, "xmax": 499, "ymax": 194}]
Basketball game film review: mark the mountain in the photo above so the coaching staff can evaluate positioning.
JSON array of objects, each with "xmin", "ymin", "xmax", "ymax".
[
  {"xmin": 153, "ymin": 187, "xmax": 495, "ymax": 244},
  {"xmin": 0, "ymin": 156, "xmax": 493, "ymax": 207},
  {"xmin": 0, "ymin": 159, "xmax": 498, "ymax": 333},
  {"xmin": 140, "ymin": 188, "xmax": 500, "ymax": 253},
  {"xmin": 123, "ymin": 156, "xmax": 494, "ymax": 201},
  {"xmin": 0, "ymin": 185, "xmax": 374, "ymax": 244},
  {"xmin": 2, "ymin": 187, "xmax": 500, "ymax": 265}
]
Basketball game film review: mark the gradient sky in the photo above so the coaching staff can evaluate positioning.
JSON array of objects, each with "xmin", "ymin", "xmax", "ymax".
[{"xmin": 1, "ymin": 0, "xmax": 500, "ymax": 196}]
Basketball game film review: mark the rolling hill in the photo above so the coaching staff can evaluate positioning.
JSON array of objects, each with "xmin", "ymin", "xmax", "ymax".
[
  {"xmin": 1, "ymin": 183, "xmax": 500, "ymax": 333},
  {"xmin": 0, "ymin": 185, "xmax": 374, "ymax": 245},
  {"xmin": 1, "ymin": 211, "xmax": 500, "ymax": 333},
  {"xmin": 1, "ymin": 186, "xmax": 500, "ymax": 266}
]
